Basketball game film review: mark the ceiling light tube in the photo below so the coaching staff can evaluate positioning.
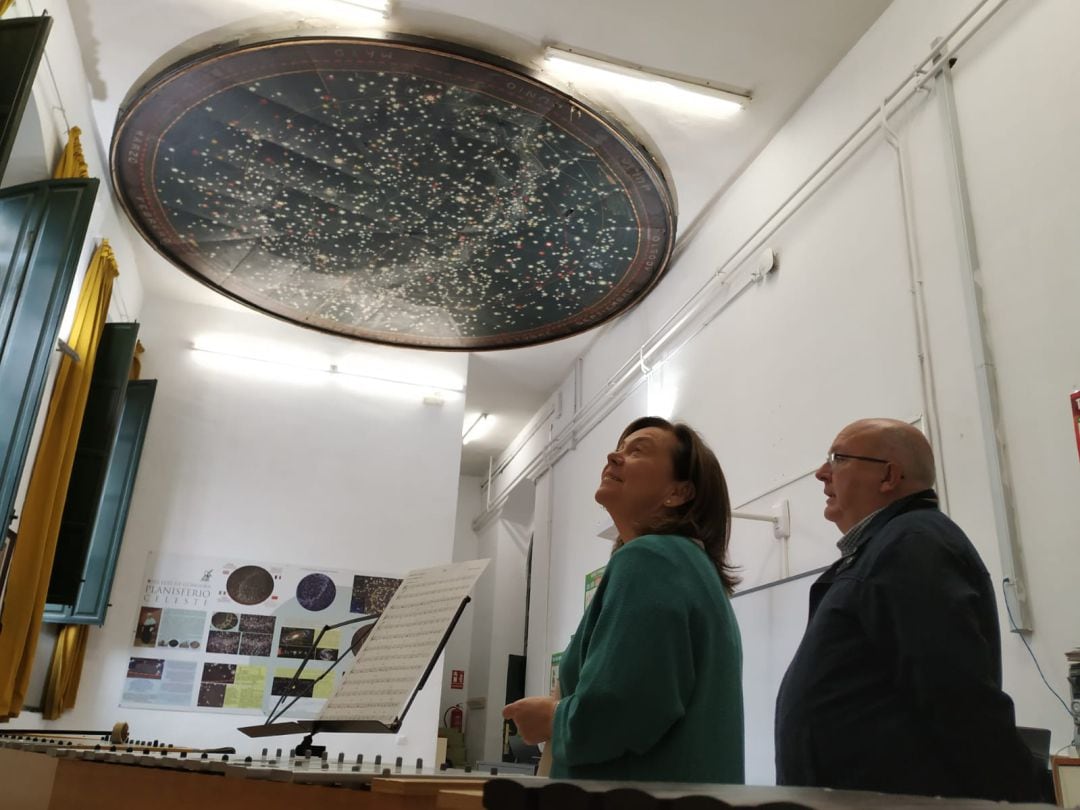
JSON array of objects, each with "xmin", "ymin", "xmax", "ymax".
[
  {"xmin": 543, "ymin": 44, "xmax": 750, "ymax": 116},
  {"xmin": 190, "ymin": 339, "xmax": 463, "ymax": 395}
]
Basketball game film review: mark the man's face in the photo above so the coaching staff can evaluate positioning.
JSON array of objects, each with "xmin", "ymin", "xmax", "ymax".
[{"xmin": 814, "ymin": 425, "xmax": 892, "ymax": 533}]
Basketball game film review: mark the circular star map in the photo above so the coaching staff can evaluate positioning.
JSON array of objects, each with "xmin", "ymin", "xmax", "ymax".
[{"xmin": 112, "ymin": 36, "xmax": 676, "ymax": 349}]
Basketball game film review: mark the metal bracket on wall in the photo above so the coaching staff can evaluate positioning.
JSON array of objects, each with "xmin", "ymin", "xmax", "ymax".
[
  {"xmin": 55, "ymin": 338, "xmax": 80, "ymax": 363},
  {"xmin": 732, "ymin": 499, "xmax": 791, "ymax": 541}
]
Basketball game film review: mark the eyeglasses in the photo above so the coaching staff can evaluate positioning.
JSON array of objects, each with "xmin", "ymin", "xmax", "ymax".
[{"xmin": 825, "ymin": 451, "xmax": 890, "ymax": 467}]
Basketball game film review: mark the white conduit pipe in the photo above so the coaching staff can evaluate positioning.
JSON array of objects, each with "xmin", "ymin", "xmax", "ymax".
[
  {"xmin": 543, "ymin": 423, "xmax": 556, "ymax": 675},
  {"xmin": 730, "ymin": 511, "xmax": 777, "ymax": 525},
  {"xmin": 879, "ymin": 101, "xmax": 951, "ymax": 514},
  {"xmin": 935, "ymin": 57, "xmax": 1031, "ymax": 630},
  {"xmin": 474, "ymin": 0, "xmax": 1014, "ymax": 530},
  {"xmin": 480, "ymin": 400, "xmax": 557, "ymax": 490}
]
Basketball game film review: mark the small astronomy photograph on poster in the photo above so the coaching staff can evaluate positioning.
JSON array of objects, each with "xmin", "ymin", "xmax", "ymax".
[
  {"xmin": 224, "ymin": 564, "xmax": 278, "ymax": 607},
  {"xmin": 295, "ymin": 572, "xmax": 337, "ymax": 612},
  {"xmin": 277, "ymin": 626, "xmax": 314, "ymax": 658},
  {"xmin": 350, "ymin": 575, "xmax": 402, "ymax": 616},
  {"xmin": 278, "ymin": 626, "xmax": 339, "ymax": 660},
  {"xmin": 211, "ymin": 611, "xmax": 238, "ymax": 630},
  {"xmin": 198, "ymin": 663, "xmax": 236, "ymax": 708},
  {"xmin": 270, "ymin": 672, "xmax": 315, "ymax": 699},
  {"xmin": 206, "ymin": 629, "xmax": 241, "ymax": 654},
  {"xmin": 127, "ymin": 657, "xmax": 165, "ymax": 679},
  {"xmin": 133, "ymin": 607, "xmax": 162, "ymax": 647},
  {"xmin": 240, "ymin": 614, "xmax": 276, "ymax": 633},
  {"xmin": 271, "ymin": 666, "xmax": 335, "ymax": 700},
  {"xmin": 239, "ymin": 631, "xmax": 273, "ymax": 656}
]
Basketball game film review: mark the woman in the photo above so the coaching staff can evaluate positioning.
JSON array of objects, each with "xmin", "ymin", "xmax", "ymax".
[{"xmin": 503, "ymin": 416, "xmax": 744, "ymax": 783}]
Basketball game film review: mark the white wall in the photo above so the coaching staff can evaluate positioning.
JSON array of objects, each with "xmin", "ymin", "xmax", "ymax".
[
  {"xmin": 7, "ymin": 0, "xmax": 145, "ymax": 324},
  {"xmin": 732, "ymin": 576, "xmax": 815, "ymax": 786},
  {"xmin": 21, "ymin": 295, "xmax": 467, "ymax": 763},
  {"xmin": 943, "ymin": 0, "xmax": 1080, "ymax": 744},
  {"xmin": 439, "ymin": 476, "xmax": 481, "ymax": 737},
  {"xmin": 523, "ymin": 470, "xmax": 552, "ymax": 701},
  {"xmin": 506, "ymin": 0, "xmax": 1080, "ymax": 785},
  {"xmin": 465, "ymin": 482, "xmax": 532, "ymax": 764}
]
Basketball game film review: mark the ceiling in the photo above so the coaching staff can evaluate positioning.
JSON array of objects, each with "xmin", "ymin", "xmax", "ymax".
[{"xmin": 67, "ymin": 0, "xmax": 891, "ymax": 475}]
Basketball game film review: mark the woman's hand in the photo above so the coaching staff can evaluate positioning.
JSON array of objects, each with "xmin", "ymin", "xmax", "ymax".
[{"xmin": 502, "ymin": 696, "xmax": 558, "ymax": 745}]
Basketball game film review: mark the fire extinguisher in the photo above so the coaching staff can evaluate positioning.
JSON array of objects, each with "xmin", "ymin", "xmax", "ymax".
[{"xmin": 444, "ymin": 704, "xmax": 464, "ymax": 732}]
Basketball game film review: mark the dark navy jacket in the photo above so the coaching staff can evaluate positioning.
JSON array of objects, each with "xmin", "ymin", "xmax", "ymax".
[{"xmin": 775, "ymin": 491, "xmax": 1040, "ymax": 801}]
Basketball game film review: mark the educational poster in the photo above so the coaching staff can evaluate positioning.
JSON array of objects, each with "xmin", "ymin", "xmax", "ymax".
[
  {"xmin": 120, "ymin": 552, "xmax": 401, "ymax": 718},
  {"xmin": 584, "ymin": 566, "xmax": 605, "ymax": 609}
]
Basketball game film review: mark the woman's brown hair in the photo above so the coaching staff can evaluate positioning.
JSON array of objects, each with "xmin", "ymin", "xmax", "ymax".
[{"xmin": 614, "ymin": 416, "xmax": 739, "ymax": 593}]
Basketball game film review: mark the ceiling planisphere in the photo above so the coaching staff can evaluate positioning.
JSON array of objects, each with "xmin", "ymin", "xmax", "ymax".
[{"xmin": 112, "ymin": 36, "xmax": 675, "ymax": 349}]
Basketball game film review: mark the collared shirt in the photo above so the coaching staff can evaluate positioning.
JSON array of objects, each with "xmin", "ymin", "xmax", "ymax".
[
  {"xmin": 835, "ymin": 492, "xmax": 942, "ymax": 560},
  {"xmin": 836, "ymin": 507, "xmax": 885, "ymax": 559}
]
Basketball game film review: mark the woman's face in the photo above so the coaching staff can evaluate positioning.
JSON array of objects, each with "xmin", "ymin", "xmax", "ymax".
[{"xmin": 595, "ymin": 426, "xmax": 687, "ymax": 530}]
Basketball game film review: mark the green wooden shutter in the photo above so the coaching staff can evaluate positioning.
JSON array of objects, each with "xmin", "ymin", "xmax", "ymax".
[
  {"xmin": 44, "ymin": 378, "xmax": 156, "ymax": 625},
  {"xmin": 47, "ymin": 322, "xmax": 140, "ymax": 607},
  {"xmin": 0, "ymin": 15, "xmax": 52, "ymax": 179},
  {"xmin": 0, "ymin": 178, "xmax": 99, "ymax": 533}
]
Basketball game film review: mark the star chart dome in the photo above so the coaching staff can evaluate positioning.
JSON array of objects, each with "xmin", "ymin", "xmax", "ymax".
[{"xmin": 111, "ymin": 35, "xmax": 676, "ymax": 350}]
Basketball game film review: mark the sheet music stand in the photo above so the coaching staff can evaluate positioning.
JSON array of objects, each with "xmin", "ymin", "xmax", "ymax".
[
  {"xmin": 238, "ymin": 595, "xmax": 471, "ymax": 754},
  {"xmin": 263, "ymin": 614, "xmax": 377, "ymax": 727}
]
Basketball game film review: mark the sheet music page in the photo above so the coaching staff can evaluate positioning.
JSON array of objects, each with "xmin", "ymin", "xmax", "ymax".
[{"xmin": 319, "ymin": 558, "xmax": 489, "ymax": 725}]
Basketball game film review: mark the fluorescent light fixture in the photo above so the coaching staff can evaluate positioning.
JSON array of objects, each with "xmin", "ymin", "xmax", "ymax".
[
  {"xmin": 191, "ymin": 348, "xmax": 328, "ymax": 386},
  {"xmin": 191, "ymin": 335, "xmax": 332, "ymax": 386},
  {"xmin": 543, "ymin": 45, "xmax": 749, "ymax": 118},
  {"xmin": 190, "ymin": 335, "xmax": 463, "ymax": 401},
  {"xmin": 462, "ymin": 412, "xmax": 494, "ymax": 445}
]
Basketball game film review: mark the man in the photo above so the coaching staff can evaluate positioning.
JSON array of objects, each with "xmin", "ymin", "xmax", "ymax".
[{"xmin": 775, "ymin": 418, "xmax": 1040, "ymax": 800}]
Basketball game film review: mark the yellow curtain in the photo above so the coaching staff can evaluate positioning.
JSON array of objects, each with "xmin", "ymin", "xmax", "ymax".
[
  {"xmin": 41, "ymin": 625, "xmax": 88, "ymax": 719},
  {"xmin": 41, "ymin": 338, "xmax": 144, "ymax": 720},
  {"xmin": 52, "ymin": 127, "xmax": 89, "ymax": 180},
  {"xmin": 0, "ymin": 241, "xmax": 118, "ymax": 719},
  {"xmin": 31, "ymin": 127, "xmax": 102, "ymax": 720}
]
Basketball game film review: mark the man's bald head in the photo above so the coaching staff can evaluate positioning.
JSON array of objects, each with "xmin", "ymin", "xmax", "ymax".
[
  {"xmin": 816, "ymin": 419, "xmax": 936, "ymax": 532},
  {"xmin": 844, "ymin": 419, "xmax": 936, "ymax": 491}
]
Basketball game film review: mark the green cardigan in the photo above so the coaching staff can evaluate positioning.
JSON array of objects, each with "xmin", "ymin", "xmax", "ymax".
[{"xmin": 551, "ymin": 534, "xmax": 744, "ymax": 783}]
